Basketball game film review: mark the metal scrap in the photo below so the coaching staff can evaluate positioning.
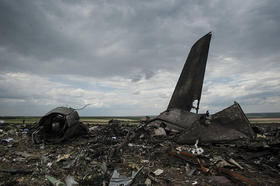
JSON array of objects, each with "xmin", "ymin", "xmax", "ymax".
[
  {"xmin": 217, "ymin": 167, "xmax": 257, "ymax": 186},
  {"xmin": 64, "ymin": 175, "xmax": 78, "ymax": 186},
  {"xmin": 108, "ymin": 166, "xmax": 142, "ymax": 186},
  {"xmin": 45, "ymin": 175, "xmax": 65, "ymax": 186},
  {"xmin": 228, "ymin": 158, "xmax": 244, "ymax": 170},
  {"xmin": 31, "ymin": 107, "xmax": 89, "ymax": 144},
  {"xmin": 153, "ymin": 169, "xmax": 164, "ymax": 176},
  {"xmin": 190, "ymin": 139, "xmax": 204, "ymax": 155}
]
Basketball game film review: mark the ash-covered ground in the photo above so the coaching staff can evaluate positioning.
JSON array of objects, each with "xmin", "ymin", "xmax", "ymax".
[{"xmin": 0, "ymin": 121, "xmax": 280, "ymax": 185}]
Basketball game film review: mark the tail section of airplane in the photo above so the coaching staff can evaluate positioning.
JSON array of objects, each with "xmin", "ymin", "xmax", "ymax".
[{"xmin": 168, "ymin": 32, "xmax": 212, "ymax": 113}]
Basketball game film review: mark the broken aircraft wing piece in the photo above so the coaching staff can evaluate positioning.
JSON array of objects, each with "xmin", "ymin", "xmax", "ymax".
[{"xmin": 168, "ymin": 32, "xmax": 211, "ymax": 113}]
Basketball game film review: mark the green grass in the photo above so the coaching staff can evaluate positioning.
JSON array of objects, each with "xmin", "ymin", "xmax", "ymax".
[
  {"xmin": 0, "ymin": 117, "xmax": 40, "ymax": 124},
  {"xmin": 80, "ymin": 116, "xmax": 141, "ymax": 125},
  {"xmin": 2, "ymin": 114, "xmax": 279, "ymax": 125},
  {"xmin": 0, "ymin": 116, "xmax": 142, "ymax": 124}
]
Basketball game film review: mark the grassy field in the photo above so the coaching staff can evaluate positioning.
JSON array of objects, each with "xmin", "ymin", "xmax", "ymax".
[
  {"xmin": 1, "ymin": 115, "xmax": 280, "ymax": 125},
  {"xmin": 248, "ymin": 118, "xmax": 280, "ymax": 124},
  {"xmin": 0, "ymin": 117, "xmax": 40, "ymax": 124},
  {"xmin": 0, "ymin": 116, "xmax": 142, "ymax": 124},
  {"xmin": 81, "ymin": 117, "xmax": 141, "ymax": 125}
]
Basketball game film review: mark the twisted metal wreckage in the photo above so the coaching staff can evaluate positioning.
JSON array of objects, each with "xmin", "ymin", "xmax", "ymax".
[
  {"xmin": 32, "ymin": 107, "xmax": 88, "ymax": 144},
  {"xmin": 32, "ymin": 32, "xmax": 255, "ymax": 144},
  {"xmin": 147, "ymin": 32, "xmax": 255, "ymax": 144}
]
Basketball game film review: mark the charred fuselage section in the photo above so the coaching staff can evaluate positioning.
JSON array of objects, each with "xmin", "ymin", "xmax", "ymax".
[
  {"xmin": 148, "ymin": 33, "xmax": 255, "ymax": 144},
  {"xmin": 32, "ymin": 107, "xmax": 88, "ymax": 144}
]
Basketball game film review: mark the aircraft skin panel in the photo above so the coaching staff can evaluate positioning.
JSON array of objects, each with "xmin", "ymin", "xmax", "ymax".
[{"xmin": 168, "ymin": 32, "xmax": 212, "ymax": 112}]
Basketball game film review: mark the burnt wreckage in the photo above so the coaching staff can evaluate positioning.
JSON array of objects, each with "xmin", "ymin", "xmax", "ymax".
[
  {"xmin": 148, "ymin": 32, "xmax": 255, "ymax": 144},
  {"xmin": 32, "ymin": 107, "xmax": 88, "ymax": 144},
  {"xmin": 31, "ymin": 33, "xmax": 255, "ymax": 145}
]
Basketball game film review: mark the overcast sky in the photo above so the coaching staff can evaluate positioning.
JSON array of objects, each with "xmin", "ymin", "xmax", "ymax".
[{"xmin": 0, "ymin": 0, "xmax": 279, "ymax": 116}]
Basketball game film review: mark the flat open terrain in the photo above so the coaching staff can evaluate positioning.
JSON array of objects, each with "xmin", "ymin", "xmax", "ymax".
[
  {"xmin": 249, "ymin": 117, "xmax": 280, "ymax": 124},
  {"xmin": 1, "ymin": 116, "xmax": 280, "ymax": 125},
  {"xmin": 0, "ymin": 116, "xmax": 142, "ymax": 125}
]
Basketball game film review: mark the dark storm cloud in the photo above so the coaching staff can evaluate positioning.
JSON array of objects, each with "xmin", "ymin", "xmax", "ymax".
[
  {"xmin": 0, "ymin": 0, "xmax": 280, "ymax": 115},
  {"xmin": 0, "ymin": 1, "xmax": 79, "ymax": 59},
  {"xmin": 1, "ymin": 0, "xmax": 280, "ymax": 78},
  {"xmin": 207, "ymin": 1, "xmax": 280, "ymax": 64}
]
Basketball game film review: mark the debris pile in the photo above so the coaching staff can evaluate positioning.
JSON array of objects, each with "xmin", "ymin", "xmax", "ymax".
[{"xmin": 0, "ymin": 120, "xmax": 280, "ymax": 185}]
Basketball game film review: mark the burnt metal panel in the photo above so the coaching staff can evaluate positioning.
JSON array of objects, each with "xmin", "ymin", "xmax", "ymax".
[
  {"xmin": 211, "ymin": 102, "xmax": 255, "ymax": 138},
  {"xmin": 168, "ymin": 32, "xmax": 212, "ymax": 112},
  {"xmin": 176, "ymin": 102, "xmax": 255, "ymax": 144},
  {"xmin": 154, "ymin": 108, "xmax": 201, "ymax": 131}
]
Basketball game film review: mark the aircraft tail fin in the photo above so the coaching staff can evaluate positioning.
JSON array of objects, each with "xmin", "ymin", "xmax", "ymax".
[{"xmin": 168, "ymin": 32, "xmax": 212, "ymax": 112}]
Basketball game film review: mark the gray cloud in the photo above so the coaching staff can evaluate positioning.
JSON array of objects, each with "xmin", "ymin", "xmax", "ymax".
[
  {"xmin": 1, "ymin": 0, "xmax": 279, "ymax": 76},
  {"xmin": 0, "ymin": 0, "xmax": 279, "ymax": 115}
]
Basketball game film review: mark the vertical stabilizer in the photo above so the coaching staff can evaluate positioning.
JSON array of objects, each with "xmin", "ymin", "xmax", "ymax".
[{"xmin": 168, "ymin": 32, "xmax": 212, "ymax": 112}]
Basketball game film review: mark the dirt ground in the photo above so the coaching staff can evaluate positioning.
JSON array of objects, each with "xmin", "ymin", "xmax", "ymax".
[{"xmin": 0, "ymin": 121, "xmax": 280, "ymax": 185}]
